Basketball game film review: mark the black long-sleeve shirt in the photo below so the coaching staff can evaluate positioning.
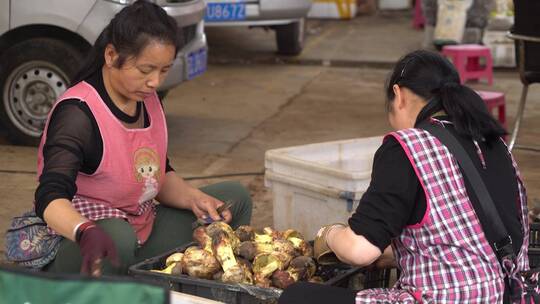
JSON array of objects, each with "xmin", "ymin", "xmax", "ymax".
[
  {"xmin": 35, "ymin": 71, "xmax": 173, "ymax": 219},
  {"xmin": 349, "ymin": 122, "xmax": 523, "ymax": 254}
]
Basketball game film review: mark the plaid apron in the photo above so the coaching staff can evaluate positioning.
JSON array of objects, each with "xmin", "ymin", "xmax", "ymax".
[{"xmin": 356, "ymin": 124, "xmax": 528, "ymax": 303}]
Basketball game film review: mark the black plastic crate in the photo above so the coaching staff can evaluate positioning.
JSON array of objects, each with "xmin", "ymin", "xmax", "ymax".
[
  {"xmin": 529, "ymin": 248, "xmax": 540, "ymax": 269},
  {"xmin": 530, "ymin": 223, "xmax": 540, "ymax": 248},
  {"xmin": 364, "ymin": 267, "xmax": 392, "ymax": 289},
  {"xmin": 129, "ymin": 243, "xmax": 390, "ymax": 304},
  {"xmin": 529, "ymin": 223, "xmax": 540, "ymax": 268}
]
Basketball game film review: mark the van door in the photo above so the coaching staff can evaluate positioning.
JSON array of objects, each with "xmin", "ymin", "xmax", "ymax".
[
  {"xmin": 10, "ymin": 0, "xmax": 95, "ymax": 31},
  {"xmin": 0, "ymin": 0, "xmax": 9, "ymax": 32}
]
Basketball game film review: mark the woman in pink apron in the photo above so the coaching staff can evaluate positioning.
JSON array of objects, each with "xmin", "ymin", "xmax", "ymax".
[
  {"xmin": 279, "ymin": 50, "xmax": 529, "ymax": 303},
  {"xmin": 6, "ymin": 0, "xmax": 252, "ymax": 276}
]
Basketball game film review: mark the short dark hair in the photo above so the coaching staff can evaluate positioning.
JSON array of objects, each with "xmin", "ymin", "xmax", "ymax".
[
  {"xmin": 385, "ymin": 50, "xmax": 506, "ymax": 142},
  {"xmin": 72, "ymin": 0, "xmax": 181, "ymax": 85}
]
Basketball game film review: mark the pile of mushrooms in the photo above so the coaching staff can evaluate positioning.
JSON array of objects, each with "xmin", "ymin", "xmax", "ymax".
[{"xmin": 153, "ymin": 223, "xmax": 322, "ymax": 289}]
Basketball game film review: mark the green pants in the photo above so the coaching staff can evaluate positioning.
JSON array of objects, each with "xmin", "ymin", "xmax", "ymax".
[{"xmin": 44, "ymin": 181, "xmax": 252, "ymax": 275}]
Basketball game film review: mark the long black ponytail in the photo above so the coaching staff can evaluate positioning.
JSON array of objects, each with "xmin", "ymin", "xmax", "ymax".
[
  {"xmin": 71, "ymin": 0, "xmax": 182, "ymax": 85},
  {"xmin": 385, "ymin": 50, "xmax": 507, "ymax": 142}
]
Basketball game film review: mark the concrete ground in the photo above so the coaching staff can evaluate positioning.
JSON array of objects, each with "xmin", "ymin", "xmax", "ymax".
[{"xmin": 1, "ymin": 12, "xmax": 539, "ymax": 260}]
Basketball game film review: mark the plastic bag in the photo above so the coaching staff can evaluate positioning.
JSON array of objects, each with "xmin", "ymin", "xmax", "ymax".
[{"xmin": 434, "ymin": 0, "xmax": 473, "ymax": 44}]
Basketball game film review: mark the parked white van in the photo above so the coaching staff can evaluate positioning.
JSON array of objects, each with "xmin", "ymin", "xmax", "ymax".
[{"xmin": 203, "ymin": 0, "xmax": 312, "ymax": 55}]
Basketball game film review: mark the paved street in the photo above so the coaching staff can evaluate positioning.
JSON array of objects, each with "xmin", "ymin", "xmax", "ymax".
[{"xmin": 1, "ymin": 13, "xmax": 539, "ymax": 259}]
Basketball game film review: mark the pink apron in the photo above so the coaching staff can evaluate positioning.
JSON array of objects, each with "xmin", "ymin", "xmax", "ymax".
[{"xmin": 38, "ymin": 81, "xmax": 168, "ymax": 244}]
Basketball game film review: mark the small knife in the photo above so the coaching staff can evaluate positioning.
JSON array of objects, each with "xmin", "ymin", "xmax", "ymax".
[{"xmin": 191, "ymin": 201, "xmax": 233, "ymax": 229}]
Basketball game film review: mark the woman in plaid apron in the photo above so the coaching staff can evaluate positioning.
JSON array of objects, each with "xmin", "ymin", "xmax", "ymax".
[
  {"xmin": 280, "ymin": 50, "xmax": 529, "ymax": 303},
  {"xmin": 6, "ymin": 1, "xmax": 252, "ymax": 275}
]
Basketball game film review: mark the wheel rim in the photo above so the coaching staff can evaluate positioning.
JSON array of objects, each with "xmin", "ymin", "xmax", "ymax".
[{"xmin": 3, "ymin": 61, "xmax": 69, "ymax": 137}]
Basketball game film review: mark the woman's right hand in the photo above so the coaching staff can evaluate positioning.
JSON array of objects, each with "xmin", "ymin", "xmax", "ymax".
[
  {"xmin": 77, "ymin": 222, "xmax": 119, "ymax": 276},
  {"xmin": 188, "ymin": 190, "xmax": 232, "ymax": 223}
]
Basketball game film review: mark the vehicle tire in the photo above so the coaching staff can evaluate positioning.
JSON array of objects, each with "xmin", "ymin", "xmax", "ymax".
[
  {"xmin": 275, "ymin": 18, "xmax": 306, "ymax": 56},
  {"xmin": 0, "ymin": 38, "xmax": 84, "ymax": 146}
]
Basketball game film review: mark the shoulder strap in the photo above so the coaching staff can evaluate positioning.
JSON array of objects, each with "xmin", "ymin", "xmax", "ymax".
[{"xmin": 418, "ymin": 121, "xmax": 515, "ymax": 262}]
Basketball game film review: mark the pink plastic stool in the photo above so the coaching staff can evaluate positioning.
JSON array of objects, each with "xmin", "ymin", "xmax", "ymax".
[
  {"xmin": 413, "ymin": 0, "xmax": 425, "ymax": 29},
  {"xmin": 442, "ymin": 45, "xmax": 494, "ymax": 85},
  {"xmin": 476, "ymin": 90, "xmax": 506, "ymax": 128}
]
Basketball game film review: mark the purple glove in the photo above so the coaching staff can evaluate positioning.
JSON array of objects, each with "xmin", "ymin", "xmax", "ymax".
[{"xmin": 77, "ymin": 222, "xmax": 119, "ymax": 276}]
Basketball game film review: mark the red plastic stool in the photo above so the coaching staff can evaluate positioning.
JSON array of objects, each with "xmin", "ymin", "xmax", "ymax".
[
  {"xmin": 442, "ymin": 45, "xmax": 494, "ymax": 85},
  {"xmin": 413, "ymin": 0, "xmax": 425, "ymax": 29},
  {"xmin": 476, "ymin": 90, "xmax": 506, "ymax": 128}
]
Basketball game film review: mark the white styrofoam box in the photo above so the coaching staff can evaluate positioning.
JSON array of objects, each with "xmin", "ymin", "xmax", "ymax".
[
  {"xmin": 308, "ymin": 0, "xmax": 357, "ymax": 19},
  {"xmin": 266, "ymin": 171, "xmax": 362, "ymax": 240},
  {"xmin": 483, "ymin": 30, "xmax": 516, "ymax": 67},
  {"xmin": 265, "ymin": 136, "xmax": 383, "ymax": 239},
  {"xmin": 379, "ymin": 0, "xmax": 410, "ymax": 10},
  {"xmin": 265, "ymin": 136, "xmax": 383, "ymax": 192}
]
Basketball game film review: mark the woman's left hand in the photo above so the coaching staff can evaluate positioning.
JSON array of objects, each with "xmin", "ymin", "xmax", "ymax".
[
  {"xmin": 189, "ymin": 190, "xmax": 232, "ymax": 223},
  {"xmin": 373, "ymin": 246, "xmax": 397, "ymax": 269}
]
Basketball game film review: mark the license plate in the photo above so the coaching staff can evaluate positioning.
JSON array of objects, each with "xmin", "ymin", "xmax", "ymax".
[
  {"xmin": 205, "ymin": 3, "xmax": 246, "ymax": 22},
  {"xmin": 187, "ymin": 48, "xmax": 207, "ymax": 80}
]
